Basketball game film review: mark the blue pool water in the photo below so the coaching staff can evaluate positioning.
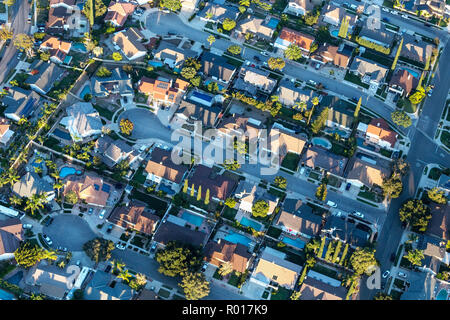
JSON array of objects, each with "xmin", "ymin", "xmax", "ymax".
[
  {"xmin": 224, "ymin": 232, "xmax": 252, "ymax": 247},
  {"xmin": 192, "ymin": 91, "xmax": 213, "ymax": 103},
  {"xmin": 72, "ymin": 43, "xmax": 87, "ymax": 53},
  {"xmin": 159, "ymin": 184, "xmax": 175, "ymax": 195},
  {"xmin": 331, "ymin": 29, "xmax": 339, "ymax": 37},
  {"xmin": 325, "ymin": 128, "xmax": 348, "ymax": 137},
  {"xmin": 266, "ymin": 18, "xmax": 280, "ymax": 29},
  {"xmin": 311, "ymin": 137, "xmax": 332, "ymax": 150},
  {"xmin": 149, "ymin": 61, "xmax": 163, "ymax": 67},
  {"xmin": 436, "ymin": 289, "xmax": 448, "ymax": 300},
  {"xmin": 401, "ymin": 67, "xmax": 420, "ymax": 78},
  {"xmin": 53, "ymin": 128, "xmax": 72, "ymax": 141},
  {"xmin": 281, "ymin": 236, "xmax": 305, "ymax": 249},
  {"xmin": 0, "ymin": 288, "xmax": 15, "ymax": 300},
  {"xmin": 181, "ymin": 211, "xmax": 204, "ymax": 227},
  {"xmin": 59, "ymin": 166, "xmax": 82, "ymax": 178},
  {"xmin": 240, "ymin": 217, "xmax": 262, "ymax": 231},
  {"xmin": 79, "ymin": 85, "xmax": 91, "ymax": 99},
  {"xmin": 7, "ymin": 271, "xmax": 23, "ymax": 286}
]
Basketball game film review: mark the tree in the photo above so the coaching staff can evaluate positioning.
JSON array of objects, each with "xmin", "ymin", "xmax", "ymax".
[
  {"xmin": 218, "ymin": 261, "xmax": 233, "ymax": 277},
  {"xmin": 9, "ymin": 195, "xmax": 22, "ymax": 207},
  {"xmin": 350, "ymin": 247, "xmax": 377, "ymax": 276},
  {"xmin": 96, "ymin": 66, "xmax": 112, "ymax": 77},
  {"xmin": 94, "ymin": 0, "xmax": 107, "ymax": 17},
  {"xmin": 315, "ymin": 183, "xmax": 327, "ymax": 202},
  {"xmin": 183, "ymin": 179, "xmax": 188, "ymax": 193},
  {"xmin": 4, "ymin": 0, "xmax": 16, "ymax": 7},
  {"xmin": 205, "ymin": 188, "xmax": 210, "ymax": 205},
  {"xmin": 14, "ymin": 242, "xmax": 48, "ymax": 268},
  {"xmin": 180, "ymin": 272, "xmax": 210, "ymax": 300},
  {"xmin": 83, "ymin": 238, "xmax": 115, "ymax": 264},
  {"xmin": 111, "ymin": 52, "xmax": 123, "ymax": 61},
  {"xmin": 117, "ymin": 269, "xmax": 132, "ymax": 283},
  {"xmin": 181, "ymin": 66, "xmax": 197, "ymax": 80},
  {"xmin": 223, "ymin": 159, "xmax": 241, "ymax": 171},
  {"xmin": 354, "ymin": 97, "xmax": 362, "ymax": 118},
  {"xmin": 267, "ymin": 57, "xmax": 285, "ymax": 71},
  {"xmin": 391, "ymin": 110, "xmax": 412, "ymax": 128},
  {"xmin": 404, "ymin": 249, "xmax": 424, "ymax": 266},
  {"xmin": 83, "ymin": 0, "xmax": 94, "ymax": 26},
  {"xmin": 399, "ymin": 199, "xmax": 431, "ymax": 232},
  {"xmin": 156, "ymin": 242, "xmax": 200, "ymax": 277},
  {"xmin": 382, "ymin": 176, "xmax": 403, "ymax": 199},
  {"xmin": 284, "ymin": 44, "xmax": 302, "ymax": 61},
  {"xmin": 197, "ymin": 185, "xmax": 202, "ymax": 201},
  {"xmin": 222, "ymin": 18, "xmax": 236, "ymax": 31},
  {"xmin": 318, "ymin": 236, "xmax": 326, "ymax": 258},
  {"xmin": 227, "ymin": 44, "xmax": 242, "ymax": 56},
  {"xmin": 409, "ymin": 86, "xmax": 426, "ymax": 105},
  {"xmin": 0, "ymin": 25, "xmax": 13, "ymax": 41},
  {"xmin": 92, "ymin": 46, "xmax": 103, "ymax": 57},
  {"xmin": 311, "ymin": 107, "xmax": 329, "ymax": 134},
  {"xmin": 392, "ymin": 37, "xmax": 403, "ymax": 70},
  {"xmin": 293, "ymin": 113, "xmax": 303, "ymax": 121},
  {"xmin": 274, "ymin": 176, "xmax": 287, "ymax": 189},
  {"xmin": 207, "ymin": 35, "xmax": 216, "ymax": 46},
  {"xmin": 239, "ymin": 0, "xmax": 250, "ymax": 6},
  {"xmin": 304, "ymin": 10, "xmax": 320, "ymax": 26},
  {"xmin": 190, "ymin": 183, "xmax": 195, "ymax": 197},
  {"xmin": 65, "ymin": 190, "xmax": 79, "ymax": 204},
  {"xmin": 24, "ymin": 193, "xmax": 47, "ymax": 216},
  {"xmin": 225, "ymin": 197, "xmax": 236, "ymax": 208},
  {"xmin": 207, "ymin": 81, "xmax": 219, "ymax": 93},
  {"xmin": 129, "ymin": 273, "xmax": 147, "ymax": 290},
  {"xmin": 374, "ymin": 293, "xmax": 393, "ymax": 300},
  {"xmin": 252, "ymin": 199, "xmax": 269, "ymax": 218},
  {"xmin": 160, "ymin": 0, "xmax": 182, "ymax": 12},
  {"xmin": 119, "ymin": 119, "xmax": 134, "ymax": 136},
  {"xmin": 13, "ymin": 34, "xmax": 34, "ymax": 58},
  {"xmin": 112, "ymin": 259, "xmax": 125, "ymax": 273},
  {"xmin": 392, "ymin": 159, "xmax": 409, "ymax": 177},
  {"xmin": 338, "ymin": 16, "xmax": 349, "ymax": 38},
  {"xmin": 427, "ymin": 187, "xmax": 448, "ymax": 204}
]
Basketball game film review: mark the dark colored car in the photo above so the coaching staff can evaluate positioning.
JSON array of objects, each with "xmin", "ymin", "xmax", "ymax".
[
  {"xmin": 253, "ymin": 55, "xmax": 261, "ymax": 62},
  {"xmin": 105, "ymin": 265, "xmax": 112, "ymax": 273},
  {"xmin": 45, "ymin": 217, "xmax": 54, "ymax": 227},
  {"xmin": 390, "ymin": 253, "xmax": 396, "ymax": 262},
  {"xmin": 106, "ymin": 224, "xmax": 113, "ymax": 233},
  {"xmin": 345, "ymin": 183, "xmax": 352, "ymax": 191}
]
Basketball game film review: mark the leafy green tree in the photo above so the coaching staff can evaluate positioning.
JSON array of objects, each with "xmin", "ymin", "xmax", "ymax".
[
  {"xmin": 318, "ymin": 236, "xmax": 326, "ymax": 258},
  {"xmin": 207, "ymin": 35, "xmax": 216, "ymax": 46},
  {"xmin": 392, "ymin": 38, "xmax": 403, "ymax": 70},
  {"xmin": 222, "ymin": 18, "xmax": 236, "ymax": 31},
  {"xmin": 117, "ymin": 269, "xmax": 132, "ymax": 283},
  {"xmin": 427, "ymin": 187, "xmax": 448, "ymax": 204},
  {"xmin": 111, "ymin": 52, "xmax": 123, "ymax": 61},
  {"xmin": 190, "ymin": 76, "xmax": 201, "ymax": 87},
  {"xmin": 404, "ymin": 249, "xmax": 424, "ymax": 266},
  {"xmin": 83, "ymin": 0, "xmax": 94, "ymax": 26},
  {"xmin": 267, "ymin": 57, "xmax": 285, "ymax": 71},
  {"xmin": 252, "ymin": 199, "xmax": 269, "ymax": 218},
  {"xmin": 13, "ymin": 33, "xmax": 34, "ymax": 58},
  {"xmin": 227, "ymin": 44, "xmax": 242, "ymax": 56},
  {"xmin": 284, "ymin": 44, "xmax": 302, "ymax": 61},
  {"xmin": 305, "ymin": 238, "xmax": 321, "ymax": 255},
  {"xmin": 24, "ymin": 193, "xmax": 47, "ymax": 216},
  {"xmin": 129, "ymin": 273, "xmax": 147, "ymax": 290},
  {"xmin": 223, "ymin": 159, "xmax": 241, "ymax": 171},
  {"xmin": 0, "ymin": 25, "xmax": 12, "ymax": 41},
  {"xmin": 83, "ymin": 238, "xmax": 115, "ymax": 264},
  {"xmin": 160, "ymin": 0, "xmax": 182, "ymax": 12},
  {"xmin": 349, "ymin": 247, "xmax": 377, "ymax": 276},
  {"xmin": 382, "ymin": 176, "xmax": 403, "ymax": 199},
  {"xmin": 207, "ymin": 81, "xmax": 219, "ymax": 93},
  {"xmin": 225, "ymin": 197, "xmax": 236, "ymax": 208},
  {"xmin": 183, "ymin": 179, "xmax": 188, "ymax": 193},
  {"xmin": 374, "ymin": 293, "xmax": 393, "ymax": 300},
  {"xmin": 304, "ymin": 11, "xmax": 320, "ymax": 26},
  {"xmin": 14, "ymin": 242, "xmax": 48, "ymax": 268},
  {"xmin": 399, "ymin": 199, "xmax": 431, "ymax": 232},
  {"xmin": 315, "ymin": 183, "xmax": 327, "ymax": 201},
  {"xmin": 96, "ymin": 66, "xmax": 112, "ymax": 77},
  {"xmin": 119, "ymin": 119, "xmax": 134, "ymax": 136},
  {"xmin": 218, "ymin": 261, "xmax": 233, "ymax": 277},
  {"xmin": 338, "ymin": 16, "xmax": 349, "ymax": 38},
  {"xmin": 354, "ymin": 97, "xmax": 362, "ymax": 118},
  {"xmin": 239, "ymin": 0, "xmax": 250, "ymax": 6},
  {"xmin": 155, "ymin": 242, "xmax": 200, "ymax": 277},
  {"xmin": 205, "ymin": 189, "xmax": 210, "ymax": 206},
  {"xmin": 190, "ymin": 183, "xmax": 195, "ymax": 197},
  {"xmin": 197, "ymin": 185, "xmax": 202, "ymax": 201},
  {"xmin": 94, "ymin": 0, "xmax": 107, "ymax": 17},
  {"xmin": 409, "ymin": 86, "xmax": 426, "ymax": 105},
  {"xmin": 274, "ymin": 176, "xmax": 287, "ymax": 189},
  {"xmin": 332, "ymin": 241, "xmax": 343, "ymax": 263},
  {"xmin": 340, "ymin": 243, "xmax": 349, "ymax": 266},
  {"xmin": 181, "ymin": 66, "xmax": 197, "ymax": 80},
  {"xmin": 9, "ymin": 195, "xmax": 22, "ymax": 207},
  {"xmin": 310, "ymin": 107, "xmax": 328, "ymax": 134},
  {"xmin": 179, "ymin": 272, "xmax": 210, "ymax": 300},
  {"xmin": 391, "ymin": 110, "xmax": 412, "ymax": 128}
]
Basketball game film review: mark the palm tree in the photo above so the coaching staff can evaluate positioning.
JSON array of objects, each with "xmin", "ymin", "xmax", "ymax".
[
  {"xmin": 9, "ymin": 195, "xmax": 22, "ymax": 207},
  {"xmin": 24, "ymin": 194, "xmax": 45, "ymax": 215},
  {"xmin": 7, "ymin": 169, "xmax": 19, "ymax": 186},
  {"xmin": 112, "ymin": 259, "xmax": 125, "ymax": 273},
  {"xmin": 307, "ymin": 96, "xmax": 320, "ymax": 125},
  {"xmin": 53, "ymin": 182, "xmax": 64, "ymax": 197},
  {"xmin": 117, "ymin": 269, "xmax": 132, "ymax": 283},
  {"xmin": 218, "ymin": 261, "xmax": 234, "ymax": 277},
  {"xmin": 294, "ymin": 101, "xmax": 307, "ymax": 112},
  {"xmin": 305, "ymin": 238, "xmax": 321, "ymax": 255},
  {"xmin": 42, "ymin": 249, "xmax": 58, "ymax": 261},
  {"xmin": 270, "ymin": 95, "xmax": 279, "ymax": 103},
  {"xmin": 34, "ymin": 166, "xmax": 43, "ymax": 174},
  {"xmin": 50, "ymin": 171, "xmax": 60, "ymax": 181},
  {"xmin": 306, "ymin": 256, "xmax": 316, "ymax": 268}
]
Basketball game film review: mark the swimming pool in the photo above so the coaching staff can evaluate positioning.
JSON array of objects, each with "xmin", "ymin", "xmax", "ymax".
[
  {"xmin": 311, "ymin": 137, "xmax": 332, "ymax": 150},
  {"xmin": 324, "ymin": 128, "xmax": 349, "ymax": 138},
  {"xmin": 331, "ymin": 29, "xmax": 339, "ymax": 37},
  {"xmin": 436, "ymin": 289, "xmax": 448, "ymax": 300},
  {"xmin": 79, "ymin": 85, "xmax": 91, "ymax": 99},
  {"xmin": 281, "ymin": 236, "xmax": 305, "ymax": 250},
  {"xmin": 6, "ymin": 271, "xmax": 23, "ymax": 285},
  {"xmin": 159, "ymin": 184, "xmax": 175, "ymax": 195},
  {"xmin": 72, "ymin": 43, "xmax": 87, "ymax": 53},
  {"xmin": 401, "ymin": 67, "xmax": 420, "ymax": 78},
  {"xmin": 240, "ymin": 217, "xmax": 262, "ymax": 231},
  {"xmin": 0, "ymin": 288, "xmax": 15, "ymax": 300},
  {"xmin": 224, "ymin": 232, "xmax": 252, "ymax": 247},
  {"xmin": 266, "ymin": 18, "xmax": 279, "ymax": 29},
  {"xmin": 59, "ymin": 166, "xmax": 82, "ymax": 178},
  {"xmin": 181, "ymin": 211, "xmax": 204, "ymax": 227}
]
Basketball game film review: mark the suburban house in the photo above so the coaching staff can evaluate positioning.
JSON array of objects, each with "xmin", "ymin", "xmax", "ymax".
[
  {"xmin": 0, "ymin": 117, "xmax": 14, "ymax": 146},
  {"xmin": 144, "ymin": 147, "xmax": 188, "ymax": 193},
  {"xmin": 188, "ymin": 165, "xmax": 237, "ymax": 202},
  {"xmin": 63, "ymin": 174, "xmax": 112, "ymax": 207},
  {"xmin": 26, "ymin": 262, "xmax": 80, "ymax": 300},
  {"xmin": 276, "ymin": 79, "xmax": 317, "ymax": 108},
  {"xmin": 437, "ymin": 174, "xmax": 450, "ymax": 196},
  {"xmin": 46, "ymin": 0, "xmax": 88, "ymax": 37},
  {"xmin": 323, "ymin": 96, "xmax": 355, "ymax": 131},
  {"xmin": 217, "ymin": 115, "xmax": 263, "ymax": 149},
  {"xmin": 310, "ymin": 44, "xmax": 351, "ymax": 69},
  {"xmin": 285, "ymin": 0, "xmax": 320, "ymax": 16},
  {"xmin": 388, "ymin": 68, "xmax": 419, "ymax": 97},
  {"xmin": 61, "ymin": 102, "xmax": 103, "ymax": 142},
  {"xmin": 201, "ymin": 52, "xmax": 237, "ymax": 85},
  {"xmin": 346, "ymin": 156, "xmax": 391, "ymax": 189},
  {"xmin": 358, "ymin": 25, "xmax": 395, "ymax": 49},
  {"xmin": 172, "ymin": 100, "xmax": 222, "ymax": 129},
  {"xmin": 91, "ymin": 67, "xmax": 133, "ymax": 97},
  {"xmin": 108, "ymin": 200, "xmax": 160, "ymax": 235},
  {"xmin": 400, "ymin": 34, "xmax": 434, "ymax": 65},
  {"xmin": 236, "ymin": 17, "xmax": 277, "ymax": 40},
  {"xmin": 104, "ymin": 1, "xmax": 136, "ymax": 27},
  {"xmin": 323, "ymin": 216, "xmax": 371, "ymax": 248},
  {"xmin": 84, "ymin": 270, "xmax": 135, "ymax": 300},
  {"xmin": 25, "ymin": 61, "xmax": 64, "ymax": 95},
  {"xmin": 94, "ymin": 135, "xmax": 139, "ymax": 168},
  {"xmin": 12, "ymin": 172, "xmax": 56, "ymax": 202},
  {"xmin": 138, "ymin": 76, "xmax": 188, "ymax": 105},
  {"xmin": 111, "ymin": 28, "xmax": 147, "ymax": 61},
  {"xmin": 400, "ymin": 0, "xmax": 445, "ymax": 18},
  {"xmin": 153, "ymin": 41, "xmax": 198, "ymax": 69},
  {"xmin": 274, "ymin": 28, "xmax": 315, "ymax": 53},
  {"xmin": 153, "ymin": 214, "xmax": 210, "ymax": 248},
  {"xmin": 426, "ymin": 202, "xmax": 449, "ymax": 241},
  {"xmin": 135, "ymin": 289, "xmax": 158, "ymax": 300},
  {"xmin": 233, "ymin": 66, "xmax": 277, "ymax": 97},
  {"xmin": 204, "ymin": 239, "xmax": 252, "ymax": 273},
  {"xmin": 261, "ymin": 124, "xmax": 307, "ymax": 161},
  {"xmin": 1, "ymin": 87, "xmax": 40, "ymax": 122},
  {"xmin": 321, "ymin": 4, "xmax": 358, "ymax": 30},
  {"xmin": 349, "ymin": 57, "xmax": 389, "ymax": 86},
  {"xmin": 301, "ymin": 145, "xmax": 348, "ymax": 177},
  {"xmin": 357, "ymin": 118, "xmax": 398, "ymax": 150},
  {"xmin": 417, "ymin": 234, "xmax": 450, "ymax": 273},
  {"xmin": 39, "ymin": 36, "xmax": 72, "ymax": 64},
  {"xmin": 299, "ymin": 276, "xmax": 348, "ymax": 300},
  {"xmin": 276, "ymin": 198, "xmax": 322, "ymax": 239},
  {"xmin": 249, "ymin": 247, "xmax": 302, "ymax": 291},
  {"xmin": 234, "ymin": 181, "xmax": 279, "ymax": 216},
  {"xmin": 198, "ymin": 2, "xmax": 239, "ymax": 23},
  {"xmin": 0, "ymin": 218, "xmax": 23, "ymax": 261}
]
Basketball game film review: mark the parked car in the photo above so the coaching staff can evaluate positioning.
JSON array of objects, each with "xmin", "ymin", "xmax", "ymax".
[
  {"xmin": 75, "ymin": 260, "xmax": 81, "ymax": 266},
  {"xmin": 201, "ymin": 263, "xmax": 208, "ymax": 272},
  {"xmin": 390, "ymin": 253, "xmax": 396, "ymax": 262},
  {"xmin": 22, "ymin": 224, "xmax": 33, "ymax": 230},
  {"xmin": 427, "ymin": 89, "xmax": 433, "ymax": 97},
  {"xmin": 345, "ymin": 183, "xmax": 352, "ymax": 191},
  {"xmin": 116, "ymin": 243, "xmax": 126, "ymax": 250},
  {"xmin": 351, "ymin": 211, "xmax": 364, "ymax": 219},
  {"xmin": 402, "ymin": 14, "xmax": 408, "ymax": 18},
  {"xmin": 105, "ymin": 265, "xmax": 112, "ymax": 273},
  {"xmin": 299, "ymin": 167, "xmax": 305, "ymax": 175},
  {"xmin": 260, "ymin": 51, "xmax": 269, "ymax": 57},
  {"xmin": 253, "ymin": 55, "xmax": 261, "ymax": 62},
  {"xmin": 315, "ymin": 63, "xmax": 321, "ymax": 70},
  {"xmin": 332, "ymin": 211, "xmax": 342, "ymax": 217},
  {"xmin": 382, "ymin": 270, "xmax": 390, "ymax": 278},
  {"xmin": 106, "ymin": 224, "xmax": 113, "ymax": 233},
  {"xmin": 308, "ymin": 80, "xmax": 317, "ymax": 86},
  {"xmin": 43, "ymin": 234, "xmax": 52, "ymax": 246},
  {"xmin": 99, "ymin": 210, "xmax": 106, "ymax": 219},
  {"xmin": 382, "ymin": 17, "xmax": 389, "ymax": 22},
  {"xmin": 326, "ymin": 201, "xmax": 337, "ymax": 208},
  {"xmin": 398, "ymin": 271, "xmax": 407, "ymax": 278},
  {"xmin": 17, "ymin": 52, "xmax": 23, "ymax": 60},
  {"xmin": 88, "ymin": 208, "xmax": 93, "ymax": 215},
  {"xmin": 150, "ymin": 242, "xmax": 157, "ymax": 253},
  {"xmin": 45, "ymin": 217, "xmax": 54, "ymax": 227}
]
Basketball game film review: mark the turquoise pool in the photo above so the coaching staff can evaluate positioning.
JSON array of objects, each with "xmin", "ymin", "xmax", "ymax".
[
  {"xmin": 181, "ymin": 211, "xmax": 204, "ymax": 227},
  {"xmin": 436, "ymin": 289, "xmax": 448, "ymax": 300},
  {"xmin": 266, "ymin": 18, "xmax": 280, "ymax": 29},
  {"xmin": 325, "ymin": 128, "xmax": 349, "ymax": 138},
  {"xmin": 79, "ymin": 85, "xmax": 91, "ymax": 99},
  {"xmin": 240, "ymin": 217, "xmax": 262, "ymax": 231},
  {"xmin": 331, "ymin": 29, "xmax": 339, "ymax": 37},
  {"xmin": 224, "ymin": 232, "xmax": 252, "ymax": 247},
  {"xmin": 59, "ymin": 166, "xmax": 82, "ymax": 178},
  {"xmin": 0, "ymin": 288, "xmax": 15, "ymax": 300},
  {"xmin": 72, "ymin": 43, "xmax": 87, "ymax": 53},
  {"xmin": 311, "ymin": 137, "xmax": 332, "ymax": 150},
  {"xmin": 401, "ymin": 67, "xmax": 420, "ymax": 78},
  {"xmin": 281, "ymin": 236, "xmax": 305, "ymax": 249}
]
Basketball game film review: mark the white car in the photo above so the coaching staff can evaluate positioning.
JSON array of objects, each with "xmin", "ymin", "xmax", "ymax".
[
  {"xmin": 260, "ymin": 51, "xmax": 269, "ymax": 57},
  {"xmin": 381, "ymin": 7, "xmax": 389, "ymax": 12},
  {"xmin": 332, "ymin": 211, "xmax": 342, "ymax": 217},
  {"xmin": 382, "ymin": 270, "xmax": 390, "ymax": 278},
  {"xmin": 308, "ymin": 80, "xmax": 317, "ymax": 86},
  {"xmin": 326, "ymin": 201, "xmax": 337, "ymax": 208},
  {"xmin": 23, "ymin": 224, "xmax": 33, "ymax": 230},
  {"xmin": 351, "ymin": 211, "xmax": 364, "ymax": 219},
  {"xmin": 99, "ymin": 210, "xmax": 106, "ymax": 219},
  {"xmin": 43, "ymin": 234, "xmax": 52, "ymax": 246},
  {"xmin": 402, "ymin": 14, "xmax": 408, "ymax": 18},
  {"xmin": 391, "ymin": 10, "xmax": 398, "ymax": 15},
  {"xmin": 398, "ymin": 271, "xmax": 407, "ymax": 278},
  {"xmin": 116, "ymin": 243, "xmax": 126, "ymax": 250}
]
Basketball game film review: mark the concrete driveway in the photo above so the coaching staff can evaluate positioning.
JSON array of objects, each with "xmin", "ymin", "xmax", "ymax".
[
  {"xmin": 117, "ymin": 108, "xmax": 172, "ymax": 141},
  {"xmin": 42, "ymin": 214, "xmax": 98, "ymax": 251}
]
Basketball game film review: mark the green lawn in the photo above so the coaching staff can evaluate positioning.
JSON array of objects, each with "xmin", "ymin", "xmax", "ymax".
[
  {"xmin": 344, "ymin": 71, "xmax": 370, "ymax": 89},
  {"xmin": 326, "ymin": 175, "xmax": 342, "ymax": 188},
  {"xmin": 222, "ymin": 207, "xmax": 237, "ymax": 221},
  {"xmin": 281, "ymin": 152, "xmax": 300, "ymax": 171},
  {"xmin": 132, "ymin": 166, "xmax": 147, "ymax": 185},
  {"xmin": 428, "ymin": 167, "xmax": 442, "ymax": 180},
  {"xmin": 158, "ymin": 288, "xmax": 171, "ymax": 299},
  {"xmin": 361, "ymin": 50, "xmax": 393, "ymax": 67},
  {"xmin": 312, "ymin": 264, "xmax": 341, "ymax": 280},
  {"xmin": 271, "ymin": 286, "xmax": 291, "ymax": 300},
  {"xmin": 357, "ymin": 190, "xmax": 379, "ymax": 202},
  {"xmin": 440, "ymin": 130, "xmax": 450, "ymax": 149},
  {"xmin": 268, "ymin": 187, "xmax": 286, "ymax": 199},
  {"xmin": 0, "ymin": 262, "xmax": 15, "ymax": 279},
  {"xmin": 93, "ymin": 104, "xmax": 114, "ymax": 120},
  {"xmin": 227, "ymin": 273, "xmax": 240, "ymax": 287},
  {"xmin": 267, "ymin": 226, "xmax": 282, "ymax": 239}
]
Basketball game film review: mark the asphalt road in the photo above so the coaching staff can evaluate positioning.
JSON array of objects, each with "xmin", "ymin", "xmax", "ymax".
[{"xmin": 0, "ymin": 1, "xmax": 31, "ymax": 84}]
